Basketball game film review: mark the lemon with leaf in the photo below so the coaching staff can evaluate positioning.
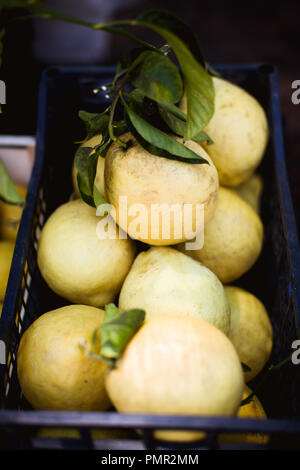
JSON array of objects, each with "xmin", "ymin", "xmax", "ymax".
[{"xmin": 17, "ymin": 304, "xmax": 111, "ymax": 411}]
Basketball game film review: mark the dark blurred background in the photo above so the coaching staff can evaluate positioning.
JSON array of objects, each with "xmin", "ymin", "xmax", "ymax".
[{"xmin": 0, "ymin": 0, "xmax": 299, "ymax": 231}]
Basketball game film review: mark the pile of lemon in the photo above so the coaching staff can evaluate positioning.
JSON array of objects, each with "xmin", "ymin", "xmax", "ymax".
[{"xmin": 16, "ymin": 77, "xmax": 273, "ymax": 445}]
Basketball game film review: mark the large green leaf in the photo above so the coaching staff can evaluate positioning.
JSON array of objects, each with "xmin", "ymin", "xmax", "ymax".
[
  {"xmin": 136, "ymin": 13, "xmax": 215, "ymax": 140},
  {"xmin": 124, "ymin": 101, "xmax": 208, "ymax": 164},
  {"xmin": 131, "ymin": 50, "xmax": 183, "ymax": 105},
  {"xmin": 100, "ymin": 305, "xmax": 145, "ymax": 359},
  {"xmin": 158, "ymin": 103, "xmax": 213, "ymax": 145},
  {"xmin": 78, "ymin": 110, "xmax": 109, "ymax": 143},
  {"xmin": 0, "ymin": 157, "xmax": 25, "ymax": 205}
]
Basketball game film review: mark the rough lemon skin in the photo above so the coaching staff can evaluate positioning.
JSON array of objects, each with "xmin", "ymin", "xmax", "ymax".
[
  {"xmin": 104, "ymin": 132, "xmax": 219, "ymax": 246},
  {"xmin": 17, "ymin": 305, "xmax": 111, "ymax": 411},
  {"xmin": 0, "ymin": 240, "xmax": 15, "ymax": 301},
  {"xmin": 119, "ymin": 247, "xmax": 231, "ymax": 335},
  {"xmin": 180, "ymin": 77, "xmax": 269, "ymax": 187},
  {"xmin": 72, "ymin": 134, "xmax": 104, "ymax": 198},
  {"xmin": 106, "ymin": 315, "xmax": 244, "ymax": 442},
  {"xmin": 0, "ymin": 185, "xmax": 27, "ymax": 241},
  {"xmin": 178, "ymin": 187, "xmax": 263, "ymax": 283},
  {"xmin": 225, "ymin": 286, "xmax": 273, "ymax": 382},
  {"xmin": 37, "ymin": 199, "xmax": 136, "ymax": 307}
]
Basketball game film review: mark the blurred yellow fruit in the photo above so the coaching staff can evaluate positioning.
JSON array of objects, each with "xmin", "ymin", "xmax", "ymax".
[
  {"xmin": 72, "ymin": 134, "xmax": 104, "ymax": 198},
  {"xmin": 0, "ymin": 240, "xmax": 15, "ymax": 301},
  {"xmin": 104, "ymin": 132, "xmax": 219, "ymax": 245},
  {"xmin": 37, "ymin": 427, "xmax": 132, "ymax": 440},
  {"xmin": 220, "ymin": 386, "xmax": 269, "ymax": 444},
  {"xmin": 37, "ymin": 199, "xmax": 136, "ymax": 307},
  {"xmin": 178, "ymin": 187, "xmax": 263, "ymax": 283},
  {"xmin": 106, "ymin": 315, "xmax": 244, "ymax": 442},
  {"xmin": 0, "ymin": 185, "xmax": 27, "ymax": 241},
  {"xmin": 119, "ymin": 246, "xmax": 231, "ymax": 335},
  {"xmin": 225, "ymin": 286, "xmax": 273, "ymax": 382},
  {"xmin": 181, "ymin": 77, "xmax": 269, "ymax": 187},
  {"xmin": 17, "ymin": 304, "xmax": 111, "ymax": 411}
]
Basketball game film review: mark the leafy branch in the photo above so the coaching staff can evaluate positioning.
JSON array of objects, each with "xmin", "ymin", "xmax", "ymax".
[{"xmin": 0, "ymin": 4, "xmax": 217, "ymax": 208}]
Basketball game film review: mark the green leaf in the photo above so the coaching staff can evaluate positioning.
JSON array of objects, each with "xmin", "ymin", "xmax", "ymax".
[
  {"xmin": 205, "ymin": 62, "xmax": 221, "ymax": 78},
  {"xmin": 159, "ymin": 103, "xmax": 213, "ymax": 145},
  {"xmin": 116, "ymin": 46, "xmax": 147, "ymax": 75},
  {"xmin": 131, "ymin": 50, "xmax": 183, "ymax": 105},
  {"xmin": 78, "ymin": 110, "xmax": 109, "ymax": 143},
  {"xmin": 124, "ymin": 101, "xmax": 208, "ymax": 164},
  {"xmin": 158, "ymin": 104, "xmax": 186, "ymax": 136},
  {"xmin": 93, "ymin": 184, "xmax": 107, "ymax": 209},
  {"xmin": 193, "ymin": 129, "xmax": 214, "ymax": 145},
  {"xmin": 0, "ymin": 157, "xmax": 25, "ymax": 205},
  {"xmin": 103, "ymin": 303, "xmax": 123, "ymax": 324},
  {"xmin": 111, "ymin": 120, "xmax": 128, "ymax": 138},
  {"xmin": 137, "ymin": 9, "xmax": 206, "ymax": 67},
  {"xmin": 100, "ymin": 305, "xmax": 145, "ymax": 359},
  {"xmin": 136, "ymin": 13, "xmax": 215, "ymax": 140},
  {"xmin": 75, "ymin": 146, "xmax": 93, "ymax": 205}
]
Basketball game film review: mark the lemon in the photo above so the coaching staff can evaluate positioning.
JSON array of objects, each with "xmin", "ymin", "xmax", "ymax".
[
  {"xmin": 0, "ymin": 185, "xmax": 27, "ymax": 241},
  {"xmin": 106, "ymin": 315, "xmax": 244, "ymax": 442},
  {"xmin": 220, "ymin": 386, "xmax": 269, "ymax": 444},
  {"xmin": 234, "ymin": 173, "xmax": 263, "ymax": 213},
  {"xmin": 0, "ymin": 240, "xmax": 15, "ymax": 301},
  {"xmin": 37, "ymin": 199, "xmax": 136, "ymax": 307},
  {"xmin": 225, "ymin": 286, "xmax": 273, "ymax": 382},
  {"xmin": 17, "ymin": 304, "xmax": 111, "ymax": 411},
  {"xmin": 119, "ymin": 246, "xmax": 231, "ymax": 335},
  {"xmin": 181, "ymin": 77, "xmax": 269, "ymax": 187},
  {"xmin": 37, "ymin": 427, "xmax": 132, "ymax": 440},
  {"xmin": 104, "ymin": 132, "xmax": 219, "ymax": 245},
  {"xmin": 72, "ymin": 134, "xmax": 104, "ymax": 198},
  {"xmin": 178, "ymin": 186, "xmax": 263, "ymax": 283}
]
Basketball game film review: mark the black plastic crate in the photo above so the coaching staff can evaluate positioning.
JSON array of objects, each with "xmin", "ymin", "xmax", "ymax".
[{"xmin": 1, "ymin": 64, "xmax": 300, "ymax": 450}]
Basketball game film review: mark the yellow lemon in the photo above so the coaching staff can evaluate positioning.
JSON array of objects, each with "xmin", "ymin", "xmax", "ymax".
[
  {"xmin": 220, "ymin": 386, "xmax": 269, "ymax": 444},
  {"xmin": 17, "ymin": 304, "xmax": 111, "ymax": 411},
  {"xmin": 104, "ymin": 132, "xmax": 219, "ymax": 245},
  {"xmin": 37, "ymin": 199, "xmax": 136, "ymax": 307},
  {"xmin": 37, "ymin": 427, "xmax": 132, "ymax": 440},
  {"xmin": 0, "ymin": 240, "xmax": 15, "ymax": 301},
  {"xmin": 177, "ymin": 186, "xmax": 263, "ymax": 283},
  {"xmin": 225, "ymin": 286, "xmax": 273, "ymax": 382},
  {"xmin": 106, "ymin": 315, "xmax": 244, "ymax": 442},
  {"xmin": 180, "ymin": 77, "xmax": 269, "ymax": 187},
  {"xmin": 119, "ymin": 246, "xmax": 231, "ymax": 335},
  {"xmin": 234, "ymin": 173, "xmax": 263, "ymax": 214},
  {"xmin": 0, "ymin": 185, "xmax": 27, "ymax": 241}
]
